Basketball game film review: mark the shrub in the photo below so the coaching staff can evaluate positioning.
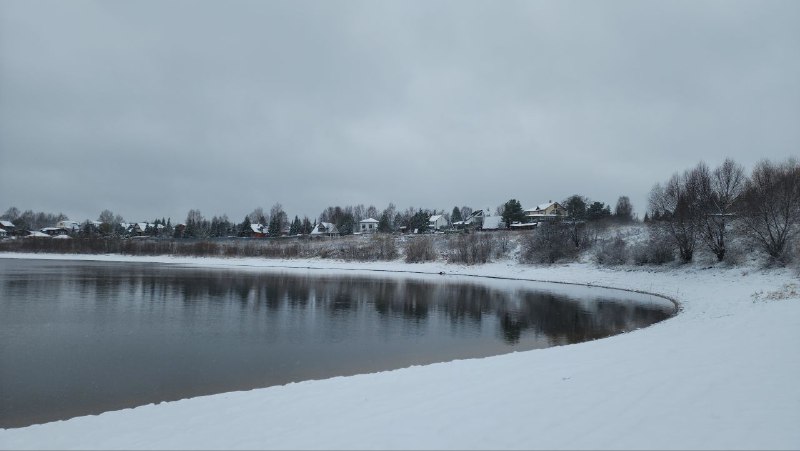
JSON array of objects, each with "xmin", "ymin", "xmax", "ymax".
[
  {"xmin": 446, "ymin": 233, "xmax": 493, "ymax": 265},
  {"xmin": 519, "ymin": 222, "xmax": 579, "ymax": 264},
  {"xmin": 631, "ymin": 231, "xmax": 675, "ymax": 265},
  {"xmin": 492, "ymin": 233, "xmax": 514, "ymax": 260},
  {"xmin": 594, "ymin": 236, "xmax": 628, "ymax": 266},
  {"xmin": 405, "ymin": 236, "xmax": 437, "ymax": 263}
]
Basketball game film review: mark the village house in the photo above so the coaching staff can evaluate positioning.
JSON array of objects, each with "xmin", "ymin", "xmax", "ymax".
[
  {"xmin": 248, "ymin": 223, "xmax": 267, "ymax": 238},
  {"xmin": 40, "ymin": 227, "xmax": 69, "ymax": 237},
  {"xmin": 428, "ymin": 214, "xmax": 449, "ymax": 231},
  {"xmin": 310, "ymin": 222, "xmax": 339, "ymax": 237},
  {"xmin": 358, "ymin": 218, "xmax": 379, "ymax": 234},
  {"xmin": 524, "ymin": 201, "xmax": 567, "ymax": 222},
  {"xmin": 479, "ymin": 215, "xmax": 505, "ymax": 231},
  {"xmin": 0, "ymin": 220, "xmax": 16, "ymax": 236},
  {"xmin": 56, "ymin": 220, "xmax": 81, "ymax": 232},
  {"xmin": 454, "ymin": 209, "xmax": 494, "ymax": 230}
]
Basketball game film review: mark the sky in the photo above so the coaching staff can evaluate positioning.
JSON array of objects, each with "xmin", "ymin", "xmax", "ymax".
[{"xmin": 1, "ymin": 0, "xmax": 798, "ymax": 224}]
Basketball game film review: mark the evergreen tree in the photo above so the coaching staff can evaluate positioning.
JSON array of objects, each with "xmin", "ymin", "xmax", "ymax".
[
  {"xmin": 563, "ymin": 194, "xmax": 588, "ymax": 220},
  {"xmin": 289, "ymin": 216, "xmax": 301, "ymax": 235},
  {"xmin": 501, "ymin": 199, "xmax": 525, "ymax": 227},
  {"xmin": 268, "ymin": 215, "xmax": 281, "ymax": 236},
  {"xmin": 239, "ymin": 216, "xmax": 251, "ymax": 236},
  {"xmin": 408, "ymin": 209, "xmax": 430, "ymax": 233},
  {"xmin": 451, "ymin": 206, "xmax": 463, "ymax": 223},
  {"xmin": 378, "ymin": 211, "xmax": 391, "ymax": 233},
  {"xmin": 337, "ymin": 212, "xmax": 356, "ymax": 235},
  {"xmin": 587, "ymin": 201, "xmax": 612, "ymax": 221}
]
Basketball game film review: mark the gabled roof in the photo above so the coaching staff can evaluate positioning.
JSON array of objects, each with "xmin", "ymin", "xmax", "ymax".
[
  {"xmin": 311, "ymin": 222, "xmax": 339, "ymax": 235},
  {"xmin": 0, "ymin": 220, "xmax": 14, "ymax": 228},
  {"xmin": 525, "ymin": 202, "xmax": 561, "ymax": 213},
  {"xmin": 250, "ymin": 224, "xmax": 264, "ymax": 233},
  {"xmin": 429, "ymin": 215, "xmax": 445, "ymax": 222},
  {"xmin": 360, "ymin": 218, "xmax": 379, "ymax": 224}
]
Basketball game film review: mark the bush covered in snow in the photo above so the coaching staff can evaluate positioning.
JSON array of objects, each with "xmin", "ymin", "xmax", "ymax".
[
  {"xmin": 404, "ymin": 236, "xmax": 437, "ymax": 263},
  {"xmin": 446, "ymin": 233, "xmax": 493, "ymax": 265},
  {"xmin": 519, "ymin": 223, "xmax": 580, "ymax": 264},
  {"xmin": 594, "ymin": 236, "xmax": 628, "ymax": 266}
]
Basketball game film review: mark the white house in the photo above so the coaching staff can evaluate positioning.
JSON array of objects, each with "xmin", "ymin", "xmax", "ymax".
[
  {"xmin": 428, "ymin": 214, "xmax": 449, "ymax": 231},
  {"xmin": 358, "ymin": 218, "xmax": 379, "ymax": 234},
  {"xmin": 311, "ymin": 222, "xmax": 339, "ymax": 237}
]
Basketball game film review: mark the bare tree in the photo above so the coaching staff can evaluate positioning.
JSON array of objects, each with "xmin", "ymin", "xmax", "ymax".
[
  {"xmin": 649, "ymin": 164, "xmax": 707, "ymax": 263},
  {"xmin": 698, "ymin": 158, "xmax": 746, "ymax": 261},
  {"xmin": 353, "ymin": 204, "xmax": 365, "ymax": 223},
  {"xmin": 269, "ymin": 203, "xmax": 288, "ymax": 235},
  {"xmin": 614, "ymin": 196, "xmax": 634, "ymax": 222},
  {"xmin": 1, "ymin": 207, "xmax": 20, "ymax": 221},
  {"xmin": 365, "ymin": 205, "xmax": 379, "ymax": 220},
  {"xmin": 737, "ymin": 158, "xmax": 800, "ymax": 262},
  {"xmin": 248, "ymin": 207, "xmax": 267, "ymax": 225}
]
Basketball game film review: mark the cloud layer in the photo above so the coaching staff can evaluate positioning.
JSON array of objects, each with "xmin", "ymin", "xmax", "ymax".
[{"xmin": 1, "ymin": 0, "xmax": 798, "ymax": 222}]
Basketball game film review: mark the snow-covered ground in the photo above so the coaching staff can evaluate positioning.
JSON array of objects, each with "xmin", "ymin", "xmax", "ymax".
[{"xmin": 1, "ymin": 252, "xmax": 799, "ymax": 450}]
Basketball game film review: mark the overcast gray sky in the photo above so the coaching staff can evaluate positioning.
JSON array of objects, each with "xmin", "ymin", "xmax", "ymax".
[{"xmin": 1, "ymin": 0, "xmax": 798, "ymax": 223}]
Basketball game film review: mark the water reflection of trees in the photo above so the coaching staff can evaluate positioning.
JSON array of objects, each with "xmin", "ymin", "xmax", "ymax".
[{"xmin": 2, "ymin": 262, "xmax": 673, "ymax": 346}]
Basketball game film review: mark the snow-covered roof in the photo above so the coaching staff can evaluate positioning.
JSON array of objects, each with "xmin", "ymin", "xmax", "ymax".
[
  {"xmin": 250, "ymin": 224, "xmax": 264, "ymax": 233},
  {"xmin": 481, "ymin": 216, "xmax": 504, "ymax": 230},
  {"xmin": 57, "ymin": 220, "xmax": 80, "ymax": 230},
  {"xmin": 26, "ymin": 231, "xmax": 51, "ymax": 237},
  {"xmin": 137, "ymin": 223, "xmax": 149, "ymax": 231},
  {"xmin": 0, "ymin": 228, "xmax": 6, "ymax": 235},
  {"xmin": 525, "ymin": 202, "xmax": 558, "ymax": 213},
  {"xmin": 429, "ymin": 215, "xmax": 445, "ymax": 222},
  {"xmin": 510, "ymin": 222, "xmax": 537, "ymax": 228},
  {"xmin": 360, "ymin": 218, "xmax": 379, "ymax": 224},
  {"xmin": 0, "ymin": 220, "xmax": 14, "ymax": 228},
  {"xmin": 311, "ymin": 222, "xmax": 339, "ymax": 235}
]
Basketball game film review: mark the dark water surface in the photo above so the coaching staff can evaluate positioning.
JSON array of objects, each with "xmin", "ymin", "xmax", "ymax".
[{"xmin": 0, "ymin": 258, "xmax": 674, "ymax": 428}]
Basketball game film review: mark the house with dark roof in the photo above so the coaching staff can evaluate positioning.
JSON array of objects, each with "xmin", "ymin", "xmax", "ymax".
[{"xmin": 311, "ymin": 222, "xmax": 339, "ymax": 237}]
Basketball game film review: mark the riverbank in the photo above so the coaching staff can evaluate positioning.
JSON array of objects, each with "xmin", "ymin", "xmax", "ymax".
[{"xmin": 1, "ymin": 253, "xmax": 799, "ymax": 450}]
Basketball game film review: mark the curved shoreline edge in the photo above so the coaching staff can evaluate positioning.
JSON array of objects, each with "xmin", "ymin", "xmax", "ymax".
[{"xmin": 0, "ymin": 251, "xmax": 798, "ymax": 450}]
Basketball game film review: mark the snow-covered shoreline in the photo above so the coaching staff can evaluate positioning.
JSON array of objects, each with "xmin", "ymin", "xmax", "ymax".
[{"xmin": 1, "ymin": 252, "xmax": 799, "ymax": 450}]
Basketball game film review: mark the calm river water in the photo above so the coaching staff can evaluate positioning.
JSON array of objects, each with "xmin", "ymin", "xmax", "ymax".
[{"xmin": 0, "ymin": 258, "xmax": 675, "ymax": 428}]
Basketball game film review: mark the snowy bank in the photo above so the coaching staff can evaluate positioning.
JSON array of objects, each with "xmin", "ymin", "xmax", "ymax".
[{"xmin": 1, "ymin": 253, "xmax": 799, "ymax": 450}]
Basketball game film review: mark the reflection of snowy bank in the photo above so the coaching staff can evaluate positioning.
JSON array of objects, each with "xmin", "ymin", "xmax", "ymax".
[{"xmin": 1, "ymin": 253, "xmax": 798, "ymax": 450}]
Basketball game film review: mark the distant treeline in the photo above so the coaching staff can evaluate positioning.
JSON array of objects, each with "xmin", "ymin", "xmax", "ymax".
[{"xmin": 2, "ymin": 157, "xmax": 798, "ymax": 265}]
